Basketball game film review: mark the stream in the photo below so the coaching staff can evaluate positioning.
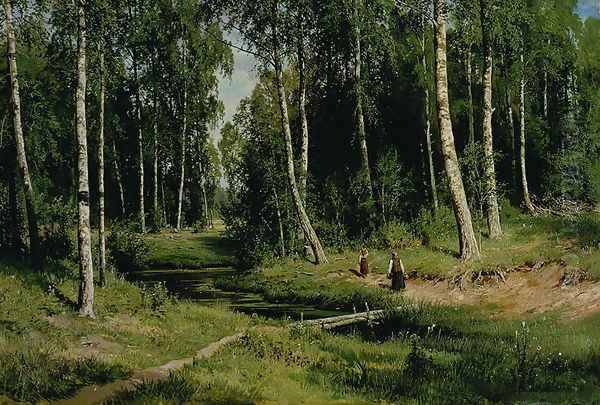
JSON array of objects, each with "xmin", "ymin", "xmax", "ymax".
[{"xmin": 127, "ymin": 267, "xmax": 345, "ymax": 321}]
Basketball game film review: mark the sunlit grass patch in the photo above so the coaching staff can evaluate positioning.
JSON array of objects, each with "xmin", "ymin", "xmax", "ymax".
[{"xmin": 144, "ymin": 229, "xmax": 236, "ymax": 268}]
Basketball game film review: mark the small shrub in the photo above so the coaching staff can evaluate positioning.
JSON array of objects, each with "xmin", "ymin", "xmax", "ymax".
[
  {"xmin": 373, "ymin": 221, "xmax": 421, "ymax": 250},
  {"xmin": 414, "ymin": 206, "xmax": 455, "ymax": 245},
  {"xmin": 38, "ymin": 197, "xmax": 76, "ymax": 262},
  {"xmin": 315, "ymin": 222, "xmax": 350, "ymax": 251},
  {"xmin": 107, "ymin": 221, "xmax": 150, "ymax": 272},
  {"xmin": 192, "ymin": 219, "xmax": 208, "ymax": 234},
  {"xmin": 140, "ymin": 281, "xmax": 170, "ymax": 313}
]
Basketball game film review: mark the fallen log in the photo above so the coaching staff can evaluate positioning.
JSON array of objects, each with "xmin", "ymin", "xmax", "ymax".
[{"xmin": 294, "ymin": 308, "xmax": 388, "ymax": 329}]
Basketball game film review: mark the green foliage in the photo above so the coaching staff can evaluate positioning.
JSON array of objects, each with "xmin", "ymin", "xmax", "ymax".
[
  {"xmin": 371, "ymin": 220, "xmax": 420, "ymax": 250},
  {"xmin": 107, "ymin": 222, "xmax": 150, "ymax": 272},
  {"xmin": 414, "ymin": 206, "xmax": 456, "ymax": 245},
  {"xmin": 38, "ymin": 197, "xmax": 76, "ymax": 263},
  {"xmin": 140, "ymin": 281, "xmax": 170, "ymax": 313}
]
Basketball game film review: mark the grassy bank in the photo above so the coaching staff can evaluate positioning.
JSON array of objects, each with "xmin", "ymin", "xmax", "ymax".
[
  {"xmin": 144, "ymin": 228, "xmax": 236, "ymax": 269},
  {"xmin": 120, "ymin": 302, "xmax": 600, "ymax": 403},
  {"xmin": 215, "ymin": 211, "xmax": 600, "ymax": 314},
  {"xmin": 0, "ymin": 259, "xmax": 254, "ymax": 403}
]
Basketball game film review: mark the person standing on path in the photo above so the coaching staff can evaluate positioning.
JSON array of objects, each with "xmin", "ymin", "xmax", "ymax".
[
  {"xmin": 358, "ymin": 248, "xmax": 369, "ymax": 277},
  {"xmin": 387, "ymin": 252, "xmax": 406, "ymax": 291}
]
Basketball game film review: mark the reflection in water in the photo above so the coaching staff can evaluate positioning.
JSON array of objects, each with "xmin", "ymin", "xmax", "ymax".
[{"xmin": 127, "ymin": 268, "xmax": 344, "ymax": 321}]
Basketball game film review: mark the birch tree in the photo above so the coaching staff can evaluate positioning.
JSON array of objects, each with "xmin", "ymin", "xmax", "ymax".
[
  {"xmin": 353, "ymin": 0, "xmax": 373, "ymax": 197},
  {"xmin": 98, "ymin": 48, "xmax": 106, "ymax": 286},
  {"xmin": 76, "ymin": 0, "xmax": 95, "ymax": 317},
  {"xmin": 434, "ymin": 0, "xmax": 480, "ymax": 261},
  {"xmin": 3, "ymin": 0, "xmax": 41, "ymax": 271},
  {"xmin": 479, "ymin": 0, "xmax": 502, "ymax": 238}
]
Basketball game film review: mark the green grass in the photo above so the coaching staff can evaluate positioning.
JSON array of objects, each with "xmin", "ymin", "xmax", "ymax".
[
  {"xmin": 121, "ymin": 303, "xmax": 600, "ymax": 403},
  {"xmin": 215, "ymin": 211, "xmax": 600, "ymax": 314},
  {"xmin": 0, "ymin": 259, "xmax": 255, "ymax": 402},
  {"xmin": 144, "ymin": 229, "xmax": 236, "ymax": 269}
]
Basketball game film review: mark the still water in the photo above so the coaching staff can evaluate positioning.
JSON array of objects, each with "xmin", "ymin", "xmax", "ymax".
[{"xmin": 127, "ymin": 267, "xmax": 344, "ymax": 321}]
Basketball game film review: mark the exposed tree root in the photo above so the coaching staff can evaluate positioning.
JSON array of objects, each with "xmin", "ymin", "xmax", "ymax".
[
  {"xmin": 447, "ymin": 260, "xmax": 549, "ymax": 291},
  {"xmin": 558, "ymin": 268, "xmax": 590, "ymax": 287}
]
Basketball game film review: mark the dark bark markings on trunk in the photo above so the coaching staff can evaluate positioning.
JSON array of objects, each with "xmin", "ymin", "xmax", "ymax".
[
  {"xmin": 434, "ymin": 0, "xmax": 480, "ymax": 261},
  {"xmin": 480, "ymin": 0, "xmax": 502, "ymax": 239},
  {"xmin": 4, "ymin": 0, "xmax": 41, "ymax": 271},
  {"xmin": 76, "ymin": 0, "xmax": 95, "ymax": 317}
]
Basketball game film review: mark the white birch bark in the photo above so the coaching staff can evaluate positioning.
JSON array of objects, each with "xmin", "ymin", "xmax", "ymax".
[
  {"xmin": 434, "ymin": 0, "xmax": 480, "ymax": 261},
  {"xmin": 3, "ymin": 0, "xmax": 41, "ymax": 271},
  {"xmin": 98, "ymin": 49, "xmax": 106, "ymax": 287},
  {"xmin": 76, "ymin": 0, "xmax": 94, "ymax": 317}
]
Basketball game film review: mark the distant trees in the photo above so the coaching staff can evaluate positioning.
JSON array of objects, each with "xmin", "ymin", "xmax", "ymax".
[{"xmin": 1, "ymin": 0, "xmax": 600, "ymax": 275}]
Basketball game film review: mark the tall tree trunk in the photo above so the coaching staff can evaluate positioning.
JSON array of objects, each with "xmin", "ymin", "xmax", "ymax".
[
  {"xmin": 421, "ymin": 18, "xmax": 438, "ymax": 212},
  {"xmin": 272, "ymin": 23, "xmax": 328, "ymax": 264},
  {"xmin": 434, "ymin": 0, "xmax": 480, "ymax": 261},
  {"xmin": 466, "ymin": 48, "xmax": 475, "ymax": 145},
  {"xmin": 506, "ymin": 89, "xmax": 517, "ymax": 193},
  {"xmin": 198, "ymin": 156, "xmax": 209, "ymax": 228},
  {"xmin": 273, "ymin": 183, "xmax": 286, "ymax": 257},
  {"xmin": 353, "ymin": 0, "xmax": 373, "ymax": 197},
  {"xmin": 520, "ymin": 53, "xmax": 535, "ymax": 213},
  {"xmin": 76, "ymin": 0, "xmax": 94, "ymax": 317},
  {"xmin": 7, "ymin": 160, "xmax": 22, "ymax": 251},
  {"xmin": 543, "ymin": 69, "xmax": 548, "ymax": 119},
  {"xmin": 98, "ymin": 49, "xmax": 106, "ymax": 287},
  {"xmin": 153, "ymin": 87, "xmax": 159, "ymax": 229},
  {"xmin": 161, "ymin": 171, "xmax": 168, "ymax": 227},
  {"xmin": 4, "ymin": 0, "xmax": 41, "ymax": 271},
  {"xmin": 176, "ymin": 54, "xmax": 187, "ymax": 230},
  {"xmin": 133, "ymin": 55, "xmax": 145, "ymax": 233},
  {"xmin": 297, "ymin": 36, "xmax": 309, "ymax": 201},
  {"xmin": 112, "ymin": 139, "xmax": 125, "ymax": 217},
  {"xmin": 480, "ymin": 0, "xmax": 502, "ymax": 239}
]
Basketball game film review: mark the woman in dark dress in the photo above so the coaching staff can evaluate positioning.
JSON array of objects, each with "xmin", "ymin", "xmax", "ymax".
[
  {"xmin": 387, "ymin": 252, "xmax": 406, "ymax": 290},
  {"xmin": 358, "ymin": 248, "xmax": 369, "ymax": 277}
]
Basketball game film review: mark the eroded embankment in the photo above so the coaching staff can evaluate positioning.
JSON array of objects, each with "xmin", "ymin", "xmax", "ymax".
[{"xmin": 357, "ymin": 262, "xmax": 600, "ymax": 319}]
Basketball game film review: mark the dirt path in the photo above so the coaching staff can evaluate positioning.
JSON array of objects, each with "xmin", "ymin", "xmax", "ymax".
[
  {"xmin": 54, "ymin": 332, "xmax": 245, "ymax": 405},
  {"xmin": 357, "ymin": 263, "xmax": 600, "ymax": 320}
]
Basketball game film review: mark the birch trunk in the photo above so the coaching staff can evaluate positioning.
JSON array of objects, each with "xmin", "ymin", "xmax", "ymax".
[
  {"xmin": 176, "ymin": 57, "xmax": 187, "ymax": 230},
  {"xmin": 4, "ymin": 0, "xmax": 41, "ymax": 271},
  {"xmin": 272, "ymin": 23, "xmax": 327, "ymax": 264},
  {"xmin": 297, "ymin": 37, "xmax": 309, "ymax": 201},
  {"xmin": 520, "ymin": 53, "xmax": 535, "ymax": 213},
  {"xmin": 434, "ymin": 0, "xmax": 480, "ymax": 261},
  {"xmin": 480, "ymin": 0, "xmax": 502, "ymax": 239},
  {"xmin": 543, "ymin": 69, "xmax": 548, "ymax": 119},
  {"xmin": 198, "ymin": 157, "xmax": 209, "ymax": 228},
  {"xmin": 76, "ymin": 0, "xmax": 94, "ymax": 317},
  {"xmin": 273, "ymin": 184, "xmax": 286, "ymax": 257},
  {"xmin": 466, "ymin": 48, "xmax": 475, "ymax": 145},
  {"xmin": 134, "ymin": 55, "xmax": 145, "ymax": 233},
  {"xmin": 506, "ymin": 89, "xmax": 517, "ymax": 192},
  {"xmin": 421, "ymin": 18, "xmax": 438, "ymax": 211},
  {"xmin": 98, "ymin": 50, "xmax": 106, "ymax": 287},
  {"xmin": 112, "ymin": 139, "xmax": 125, "ymax": 217},
  {"xmin": 153, "ymin": 87, "xmax": 159, "ymax": 228},
  {"xmin": 353, "ymin": 0, "xmax": 373, "ymax": 197}
]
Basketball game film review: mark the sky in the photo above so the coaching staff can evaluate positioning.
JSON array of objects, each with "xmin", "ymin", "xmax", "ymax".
[{"xmin": 210, "ymin": 0, "xmax": 599, "ymax": 146}]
